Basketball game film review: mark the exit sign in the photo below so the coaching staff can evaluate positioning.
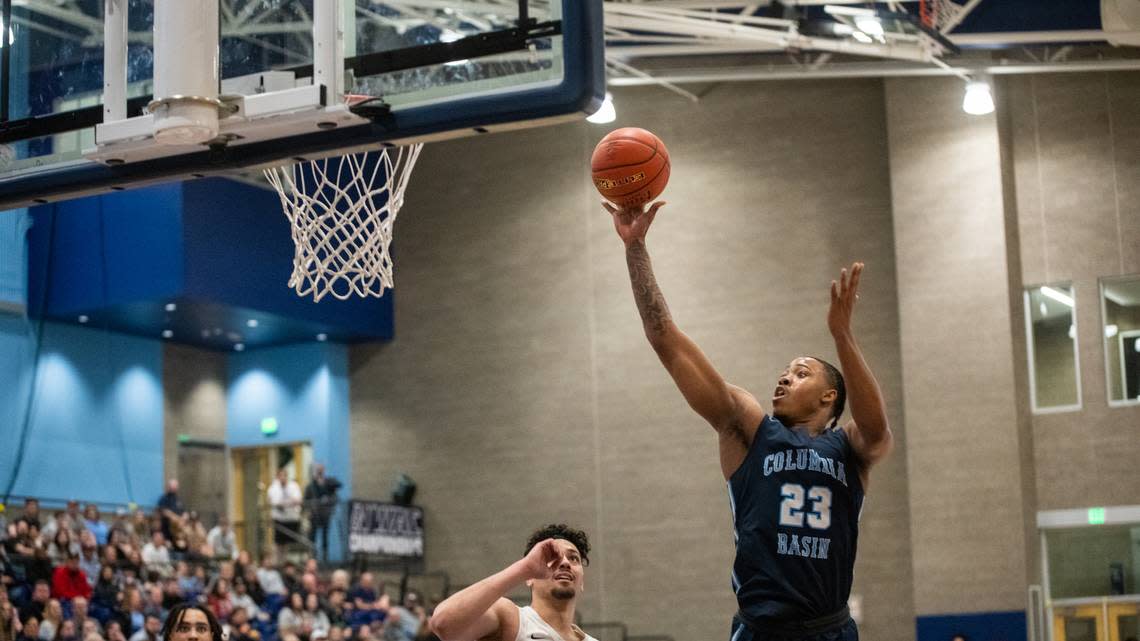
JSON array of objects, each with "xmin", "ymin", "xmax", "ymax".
[{"xmin": 1087, "ymin": 507, "xmax": 1106, "ymax": 525}]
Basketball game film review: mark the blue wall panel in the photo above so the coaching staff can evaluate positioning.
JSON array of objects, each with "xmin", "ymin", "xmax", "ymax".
[
  {"xmin": 27, "ymin": 186, "xmax": 184, "ymax": 314},
  {"xmin": 181, "ymin": 178, "xmax": 394, "ymax": 339},
  {"xmin": 0, "ymin": 322, "xmax": 164, "ymax": 506},
  {"xmin": 0, "ymin": 211, "xmax": 32, "ymax": 309},
  {"xmin": 916, "ymin": 610, "xmax": 1027, "ymax": 641}
]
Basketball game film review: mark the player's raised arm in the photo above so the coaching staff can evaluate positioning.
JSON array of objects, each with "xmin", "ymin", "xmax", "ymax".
[
  {"xmin": 828, "ymin": 262, "xmax": 893, "ymax": 469},
  {"xmin": 605, "ymin": 201, "xmax": 761, "ymax": 435},
  {"xmin": 429, "ymin": 539, "xmax": 561, "ymax": 641}
]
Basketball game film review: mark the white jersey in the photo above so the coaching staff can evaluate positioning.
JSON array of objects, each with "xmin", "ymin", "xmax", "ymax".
[{"xmin": 513, "ymin": 606, "xmax": 598, "ymax": 641}]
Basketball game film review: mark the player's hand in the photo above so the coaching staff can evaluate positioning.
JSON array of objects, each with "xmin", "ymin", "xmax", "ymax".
[
  {"xmin": 603, "ymin": 201, "xmax": 665, "ymax": 246},
  {"xmin": 828, "ymin": 262, "xmax": 863, "ymax": 338},
  {"xmin": 520, "ymin": 538, "xmax": 562, "ymax": 581}
]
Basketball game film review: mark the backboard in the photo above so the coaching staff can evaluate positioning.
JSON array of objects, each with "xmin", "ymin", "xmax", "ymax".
[{"xmin": 0, "ymin": 0, "xmax": 604, "ymax": 210}]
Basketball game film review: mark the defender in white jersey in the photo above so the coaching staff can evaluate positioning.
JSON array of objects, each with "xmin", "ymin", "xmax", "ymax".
[{"xmin": 431, "ymin": 524, "xmax": 599, "ymax": 641}]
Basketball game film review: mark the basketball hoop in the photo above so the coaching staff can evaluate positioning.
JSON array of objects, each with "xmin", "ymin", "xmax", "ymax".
[{"xmin": 264, "ymin": 127, "xmax": 423, "ymax": 302}]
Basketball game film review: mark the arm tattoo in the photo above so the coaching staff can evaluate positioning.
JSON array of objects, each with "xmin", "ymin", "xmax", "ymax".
[{"xmin": 625, "ymin": 240, "xmax": 673, "ymax": 338}]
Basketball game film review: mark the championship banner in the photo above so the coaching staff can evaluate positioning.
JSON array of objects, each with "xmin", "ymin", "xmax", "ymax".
[{"xmin": 347, "ymin": 500, "xmax": 424, "ymax": 557}]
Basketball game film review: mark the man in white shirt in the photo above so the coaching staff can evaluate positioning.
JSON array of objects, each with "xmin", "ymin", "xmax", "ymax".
[
  {"xmin": 140, "ymin": 531, "xmax": 172, "ymax": 576},
  {"xmin": 267, "ymin": 468, "xmax": 303, "ymax": 552},
  {"xmin": 206, "ymin": 516, "xmax": 239, "ymax": 560},
  {"xmin": 430, "ymin": 524, "xmax": 598, "ymax": 641}
]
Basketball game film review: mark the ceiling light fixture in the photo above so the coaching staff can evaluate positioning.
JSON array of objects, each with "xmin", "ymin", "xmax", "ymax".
[
  {"xmin": 854, "ymin": 16, "xmax": 884, "ymax": 39},
  {"xmin": 78, "ymin": 315, "xmax": 89, "ymax": 323},
  {"xmin": 823, "ymin": 5, "xmax": 877, "ymax": 17},
  {"xmin": 162, "ymin": 330, "xmax": 173, "ymax": 339},
  {"xmin": 852, "ymin": 31, "xmax": 873, "ymax": 43},
  {"xmin": 316, "ymin": 333, "xmax": 328, "ymax": 342},
  {"xmin": 247, "ymin": 319, "xmax": 259, "ymax": 328},
  {"xmin": 587, "ymin": 92, "xmax": 616, "ymax": 124},
  {"xmin": 962, "ymin": 81, "xmax": 995, "ymax": 115},
  {"xmin": 165, "ymin": 303, "xmax": 177, "ymax": 312},
  {"xmin": 234, "ymin": 343, "xmax": 245, "ymax": 352}
]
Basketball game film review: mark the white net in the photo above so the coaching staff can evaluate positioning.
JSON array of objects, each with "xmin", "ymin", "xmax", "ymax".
[{"xmin": 264, "ymin": 144, "xmax": 423, "ymax": 302}]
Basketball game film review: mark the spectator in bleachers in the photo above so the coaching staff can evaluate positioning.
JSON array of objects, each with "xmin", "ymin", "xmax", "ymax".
[
  {"xmin": 76, "ymin": 534, "xmax": 100, "ymax": 588},
  {"xmin": 237, "ymin": 568, "xmax": 263, "ymax": 607},
  {"xmin": 103, "ymin": 622, "xmax": 125, "ymax": 641},
  {"xmin": 126, "ymin": 512, "xmax": 149, "ymax": 549},
  {"xmin": 256, "ymin": 557, "xmax": 286, "ymax": 598},
  {"xmin": 51, "ymin": 554, "xmax": 92, "ymax": 601},
  {"xmin": 233, "ymin": 552, "xmax": 253, "ymax": 580},
  {"xmin": 303, "ymin": 594, "xmax": 330, "ymax": 640},
  {"xmin": 267, "ymin": 470, "xmax": 302, "ymax": 553},
  {"xmin": 80, "ymin": 618, "xmax": 101, "ymax": 641},
  {"xmin": 71, "ymin": 598, "xmax": 101, "ymax": 637},
  {"xmin": 302, "ymin": 465, "xmax": 340, "ymax": 563},
  {"xmin": 173, "ymin": 565, "xmax": 200, "ymax": 603},
  {"xmin": 121, "ymin": 588, "xmax": 144, "ymax": 635},
  {"xmin": 18, "ymin": 582, "xmax": 51, "ymax": 623},
  {"xmin": 157, "ymin": 482, "xmax": 186, "ymax": 545},
  {"xmin": 281, "ymin": 564, "xmax": 301, "ymax": 595},
  {"xmin": 160, "ymin": 579, "xmax": 183, "ymax": 612},
  {"xmin": 55, "ymin": 618, "xmax": 79, "ymax": 641},
  {"xmin": 347, "ymin": 574, "xmax": 387, "ymax": 626},
  {"xmin": 181, "ymin": 515, "xmax": 207, "ymax": 561},
  {"xmin": 299, "ymin": 574, "xmax": 320, "ymax": 600},
  {"xmin": 92, "ymin": 567, "xmax": 120, "ymax": 613},
  {"xmin": 140, "ymin": 534, "xmax": 171, "ymax": 578},
  {"xmin": 0, "ymin": 592, "xmax": 18, "ymax": 641},
  {"xmin": 276, "ymin": 593, "xmax": 305, "ymax": 640},
  {"xmin": 38, "ymin": 600, "xmax": 62, "ymax": 641},
  {"xmin": 206, "ymin": 580, "xmax": 234, "ymax": 623},
  {"xmin": 324, "ymin": 591, "xmax": 347, "ymax": 628},
  {"xmin": 64, "ymin": 503, "xmax": 83, "ymax": 538},
  {"xmin": 204, "ymin": 521, "xmax": 236, "ymax": 562},
  {"xmin": 126, "ymin": 615, "xmax": 159, "ymax": 641},
  {"xmin": 40, "ymin": 513, "xmax": 67, "ymax": 544},
  {"xmin": 18, "ymin": 500, "xmax": 42, "ymax": 530},
  {"xmin": 229, "ymin": 580, "xmax": 260, "ymax": 622},
  {"xmin": 18, "ymin": 616, "xmax": 40, "ymax": 641},
  {"xmin": 82, "ymin": 507, "xmax": 109, "ymax": 548},
  {"xmin": 328, "ymin": 571, "xmax": 349, "ymax": 594},
  {"xmin": 47, "ymin": 530, "xmax": 80, "ymax": 567},
  {"xmin": 225, "ymin": 609, "xmax": 260, "ymax": 641},
  {"xmin": 141, "ymin": 588, "xmax": 165, "ymax": 624},
  {"xmin": 380, "ymin": 593, "xmax": 424, "ymax": 641}
]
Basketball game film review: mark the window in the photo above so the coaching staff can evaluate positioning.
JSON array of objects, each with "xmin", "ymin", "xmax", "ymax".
[
  {"xmin": 1024, "ymin": 284, "xmax": 1081, "ymax": 412},
  {"xmin": 1101, "ymin": 275, "xmax": 1140, "ymax": 406}
]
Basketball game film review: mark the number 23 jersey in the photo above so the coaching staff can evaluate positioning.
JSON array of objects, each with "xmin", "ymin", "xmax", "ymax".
[{"xmin": 726, "ymin": 414, "xmax": 865, "ymax": 624}]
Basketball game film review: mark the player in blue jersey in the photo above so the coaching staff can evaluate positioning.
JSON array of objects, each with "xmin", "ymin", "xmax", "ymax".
[{"xmin": 605, "ymin": 201, "xmax": 893, "ymax": 641}]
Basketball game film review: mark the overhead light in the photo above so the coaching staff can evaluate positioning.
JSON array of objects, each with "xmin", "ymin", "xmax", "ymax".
[
  {"xmin": 587, "ymin": 93, "xmax": 616, "ymax": 124},
  {"xmin": 234, "ymin": 343, "xmax": 245, "ymax": 352},
  {"xmin": 445, "ymin": 59, "xmax": 470, "ymax": 67},
  {"xmin": 439, "ymin": 29, "xmax": 464, "ymax": 43},
  {"xmin": 164, "ymin": 303, "xmax": 177, "ymax": 312},
  {"xmin": 854, "ymin": 16, "xmax": 884, "ymax": 39},
  {"xmin": 246, "ymin": 319, "xmax": 259, "ymax": 328},
  {"xmin": 1040, "ymin": 285, "xmax": 1074, "ymax": 308},
  {"xmin": 316, "ymin": 333, "xmax": 328, "ymax": 342},
  {"xmin": 1039, "ymin": 301, "xmax": 1048, "ymax": 317},
  {"xmin": 1105, "ymin": 324, "xmax": 1119, "ymax": 338},
  {"xmin": 962, "ymin": 81, "xmax": 995, "ymax": 115},
  {"xmin": 78, "ymin": 315, "xmax": 89, "ymax": 323},
  {"xmin": 162, "ymin": 330, "xmax": 173, "ymax": 339},
  {"xmin": 852, "ymin": 31, "xmax": 873, "ymax": 43},
  {"xmin": 1068, "ymin": 324, "xmax": 1076, "ymax": 340}
]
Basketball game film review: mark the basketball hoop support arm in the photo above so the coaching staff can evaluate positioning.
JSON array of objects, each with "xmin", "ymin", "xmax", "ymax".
[
  {"xmin": 313, "ymin": 0, "xmax": 344, "ymax": 104},
  {"xmin": 103, "ymin": 0, "xmax": 127, "ymax": 122}
]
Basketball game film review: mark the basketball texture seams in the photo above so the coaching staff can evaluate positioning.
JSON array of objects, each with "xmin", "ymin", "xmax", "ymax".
[{"xmin": 591, "ymin": 127, "xmax": 670, "ymax": 208}]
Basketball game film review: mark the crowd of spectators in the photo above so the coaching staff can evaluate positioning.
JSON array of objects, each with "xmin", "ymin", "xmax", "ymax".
[{"xmin": 1, "ymin": 480, "xmax": 432, "ymax": 641}]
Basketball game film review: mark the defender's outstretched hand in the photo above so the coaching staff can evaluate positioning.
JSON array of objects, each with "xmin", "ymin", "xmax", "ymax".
[
  {"xmin": 603, "ymin": 201, "xmax": 665, "ymax": 246},
  {"xmin": 828, "ymin": 262, "xmax": 863, "ymax": 338}
]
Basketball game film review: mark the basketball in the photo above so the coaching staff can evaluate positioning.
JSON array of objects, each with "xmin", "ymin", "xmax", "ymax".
[{"xmin": 591, "ymin": 127, "xmax": 670, "ymax": 208}]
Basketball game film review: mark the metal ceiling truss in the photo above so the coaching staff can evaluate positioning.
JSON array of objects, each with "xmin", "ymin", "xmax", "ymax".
[{"xmin": 9, "ymin": 0, "xmax": 1140, "ymax": 89}]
